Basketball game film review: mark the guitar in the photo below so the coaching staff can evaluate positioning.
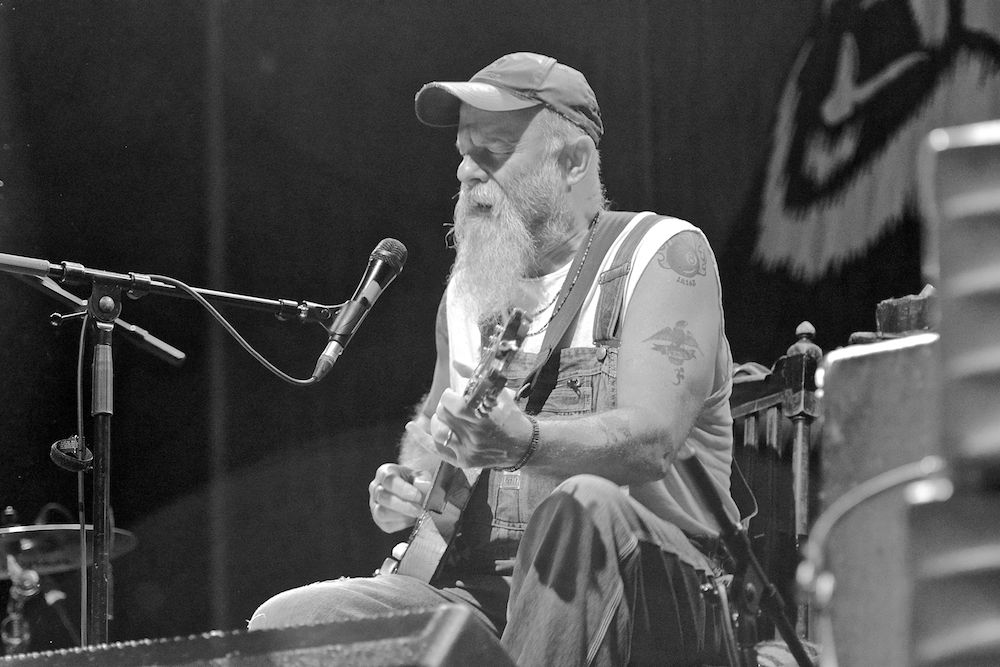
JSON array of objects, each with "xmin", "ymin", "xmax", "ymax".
[{"xmin": 379, "ymin": 309, "xmax": 530, "ymax": 581}]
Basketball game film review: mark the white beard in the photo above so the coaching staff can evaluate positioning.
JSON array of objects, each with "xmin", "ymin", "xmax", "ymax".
[{"xmin": 449, "ymin": 160, "xmax": 574, "ymax": 325}]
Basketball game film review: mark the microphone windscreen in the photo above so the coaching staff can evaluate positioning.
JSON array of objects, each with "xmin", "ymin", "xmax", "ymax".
[{"xmin": 372, "ymin": 238, "xmax": 407, "ymax": 271}]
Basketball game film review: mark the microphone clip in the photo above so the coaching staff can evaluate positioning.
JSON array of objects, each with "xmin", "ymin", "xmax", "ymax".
[{"xmin": 49, "ymin": 435, "xmax": 94, "ymax": 473}]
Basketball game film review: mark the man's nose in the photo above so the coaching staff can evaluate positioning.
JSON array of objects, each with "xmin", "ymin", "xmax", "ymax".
[{"xmin": 456, "ymin": 154, "xmax": 489, "ymax": 185}]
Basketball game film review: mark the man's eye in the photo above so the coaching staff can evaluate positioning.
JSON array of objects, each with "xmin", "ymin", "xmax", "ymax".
[{"xmin": 467, "ymin": 146, "xmax": 510, "ymax": 172}]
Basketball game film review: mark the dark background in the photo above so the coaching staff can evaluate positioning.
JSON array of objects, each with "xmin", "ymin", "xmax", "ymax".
[{"xmin": 0, "ymin": 0, "xmax": 944, "ymax": 647}]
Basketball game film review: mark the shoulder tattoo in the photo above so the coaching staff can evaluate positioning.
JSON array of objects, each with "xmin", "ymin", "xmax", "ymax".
[
  {"xmin": 645, "ymin": 320, "xmax": 702, "ymax": 385},
  {"xmin": 656, "ymin": 232, "xmax": 708, "ymax": 286}
]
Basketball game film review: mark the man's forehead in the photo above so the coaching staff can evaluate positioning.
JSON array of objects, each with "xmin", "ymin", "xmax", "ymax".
[{"xmin": 457, "ymin": 104, "xmax": 541, "ymax": 145}]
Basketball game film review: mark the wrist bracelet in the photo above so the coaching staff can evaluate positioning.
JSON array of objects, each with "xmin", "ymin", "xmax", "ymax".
[{"xmin": 504, "ymin": 415, "xmax": 539, "ymax": 472}]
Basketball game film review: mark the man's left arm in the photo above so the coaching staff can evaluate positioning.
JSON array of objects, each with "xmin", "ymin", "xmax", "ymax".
[
  {"xmin": 433, "ymin": 229, "xmax": 723, "ymax": 486},
  {"xmin": 529, "ymin": 229, "xmax": 721, "ymax": 483}
]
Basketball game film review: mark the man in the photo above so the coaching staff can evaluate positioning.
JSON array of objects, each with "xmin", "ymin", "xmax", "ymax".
[{"xmin": 250, "ymin": 52, "xmax": 739, "ymax": 666}]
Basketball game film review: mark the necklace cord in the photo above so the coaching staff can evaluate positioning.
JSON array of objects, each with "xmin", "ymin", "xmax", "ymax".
[{"xmin": 525, "ymin": 211, "xmax": 601, "ymax": 337}]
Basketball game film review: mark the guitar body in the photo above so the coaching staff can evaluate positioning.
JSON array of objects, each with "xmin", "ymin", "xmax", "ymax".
[
  {"xmin": 384, "ymin": 463, "xmax": 479, "ymax": 581},
  {"xmin": 379, "ymin": 310, "xmax": 529, "ymax": 581}
]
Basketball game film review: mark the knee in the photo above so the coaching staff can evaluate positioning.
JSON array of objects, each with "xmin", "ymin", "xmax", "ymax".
[
  {"xmin": 552, "ymin": 474, "xmax": 624, "ymax": 507},
  {"xmin": 247, "ymin": 587, "xmax": 307, "ymax": 631},
  {"xmin": 514, "ymin": 476, "xmax": 631, "ymax": 585},
  {"xmin": 247, "ymin": 604, "xmax": 272, "ymax": 631},
  {"xmin": 246, "ymin": 581, "xmax": 344, "ymax": 631},
  {"xmin": 247, "ymin": 596, "xmax": 282, "ymax": 631},
  {"xmin": 526, "ymin": 474, "xmax": 629, "ymax": 534}
]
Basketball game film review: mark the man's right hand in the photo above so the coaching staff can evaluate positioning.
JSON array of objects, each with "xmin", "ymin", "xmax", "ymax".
[{"xmin": 368, "ymin": 463, "xmax": 433, "ymax": 533}]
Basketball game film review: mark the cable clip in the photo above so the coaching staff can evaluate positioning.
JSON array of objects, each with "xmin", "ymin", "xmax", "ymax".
[{"xmin": 49, "ymin": 435, "xmax": 94, "ymax": 473}]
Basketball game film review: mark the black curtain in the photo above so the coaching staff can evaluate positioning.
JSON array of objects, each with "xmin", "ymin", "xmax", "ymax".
[{"xmin": 2, "ymin": 0, "xmax": 829, "ymax": 643}]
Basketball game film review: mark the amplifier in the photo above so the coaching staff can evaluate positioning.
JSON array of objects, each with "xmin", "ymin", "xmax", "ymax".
[{"xmin": 816, "ymin": 333, "xmax": 942, "ymax": 667}]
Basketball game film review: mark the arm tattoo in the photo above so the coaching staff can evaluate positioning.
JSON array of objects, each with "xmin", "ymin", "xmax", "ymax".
[
  {"xmin": 644, "ymin": 320, "xmax": 702, "ymax": 385},
  {"xmin": 656, "ymin": 233, "xmax": 708, "ymax": 286}
]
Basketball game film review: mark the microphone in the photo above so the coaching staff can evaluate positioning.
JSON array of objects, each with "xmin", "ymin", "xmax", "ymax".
[{"xmin": 312, "ymin": 238, "xmax": 407, "ymax": 380}]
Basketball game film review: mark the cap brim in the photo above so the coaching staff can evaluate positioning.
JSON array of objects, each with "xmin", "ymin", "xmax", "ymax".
[{"xmin": 415, "ymin": 82, "xmax": 539, "ymax": 127}]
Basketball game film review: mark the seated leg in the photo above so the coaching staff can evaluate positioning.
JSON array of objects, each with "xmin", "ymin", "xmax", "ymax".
[
  {"xmin": 501, "ymin": 474, "xmax": 726, "ymax": 666},
  {"xmin": 247, "ymin": 572, "xmax": 508, "ymax": 636}
]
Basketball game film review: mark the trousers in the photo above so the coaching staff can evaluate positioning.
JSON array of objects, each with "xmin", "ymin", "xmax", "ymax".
[{"xmin": 248, "ymin": 474, "xmax": 725, "ymax": 666}]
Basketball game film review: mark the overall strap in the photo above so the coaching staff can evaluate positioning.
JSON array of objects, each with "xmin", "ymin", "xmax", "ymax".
[
  {"xmin": 592, "ymin": 213, "xmax": 666, "ymax": 346},
  {"xmin": 522, "ymin": 211, "xmax": 636, "ymax": 415}
]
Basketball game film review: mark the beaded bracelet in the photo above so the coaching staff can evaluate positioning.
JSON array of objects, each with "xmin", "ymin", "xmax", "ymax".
[{"xmin": 503, "ymin": 415, "xmax": 540, "ymax": 472}]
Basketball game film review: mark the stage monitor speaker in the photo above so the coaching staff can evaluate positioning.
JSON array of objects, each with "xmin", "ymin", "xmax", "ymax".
[
  {"xmin": 907, "ymin": 119, "xmax": 1000, "ymax": 666},
  {"xmin": 816, "ymin": 333, "xmax": 942, "ymax": 667},
  {"xmin": 908, "ymin": 490, "xmax": 1000, "ymax": 666},
  {"xmin": 919, "ymin": 118, "xmax": 1000, "ymax": 478},
  {"xmin": 0, "ymin": 604, "xmax": 514, "ymax": 666}
]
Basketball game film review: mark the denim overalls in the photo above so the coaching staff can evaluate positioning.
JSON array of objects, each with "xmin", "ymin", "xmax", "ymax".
[{"xmin": 445, "ymin": 212, "xmax": 659, "ymax": 576}]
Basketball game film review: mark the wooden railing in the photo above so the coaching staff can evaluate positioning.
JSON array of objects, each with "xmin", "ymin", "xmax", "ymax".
[{"xmin": 729, "ymin": 322, "xmax": 822, "ymax": 640}]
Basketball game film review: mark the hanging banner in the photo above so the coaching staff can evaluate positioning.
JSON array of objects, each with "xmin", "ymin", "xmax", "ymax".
[{"xmin": 755, "ymin": 0, "xmax": 1000, "ymax": 281}]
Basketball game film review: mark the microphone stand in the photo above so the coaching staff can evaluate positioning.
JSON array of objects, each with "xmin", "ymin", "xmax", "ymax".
[
  {"xmin": 680, "ymin": 455, "xmax": 815, "ymax": 667},
  {"xmin": 15, "ymin": 273, "xmax": 187, "ymax": 366},
  {"xmin": 0, "ymin": 252, "xmax": 338, "ymax": 327},
  {"xmin": 86, "ymin": 283, "xmax": 119, "ymax": 645},
  {"xmin": 0, "ymin": 252, "xmax": 341, "ymax": 646}
]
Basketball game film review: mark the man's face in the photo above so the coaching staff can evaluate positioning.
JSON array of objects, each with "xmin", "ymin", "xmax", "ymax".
[
  {"xmin": 453, "ymin": 105, "xmax": 555, "ymax": 227},
  {"xmin": 449, "ymin": 105, "xmax": 574, "ymax": 323}
]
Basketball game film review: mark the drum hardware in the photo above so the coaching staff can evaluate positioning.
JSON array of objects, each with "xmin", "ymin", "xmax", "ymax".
[
  {"xmin": 0, "ymin": 523, "xmax": 137, "ymax": 582},
  {"xmin": 2, "ymin": 554, "xmax": 40, "ymax": 655},
  {"xmin": 1, "ymin": 507, "xmax": 136, "ymax": 654}
]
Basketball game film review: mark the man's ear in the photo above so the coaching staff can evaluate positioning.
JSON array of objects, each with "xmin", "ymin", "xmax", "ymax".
[{"xmin": 560, "ymin": 135, "xmax": 596, "ymax": 186}]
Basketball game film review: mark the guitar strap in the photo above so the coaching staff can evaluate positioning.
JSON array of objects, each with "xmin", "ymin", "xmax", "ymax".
[{"xmin": 522, "ymin": 211, "xmax": 662, "ymax": 414}]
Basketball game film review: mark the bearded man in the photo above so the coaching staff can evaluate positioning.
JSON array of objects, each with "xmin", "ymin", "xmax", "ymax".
[{"xmin": 249, "ymin": 52, "xmax": 738, "ymax": 666}]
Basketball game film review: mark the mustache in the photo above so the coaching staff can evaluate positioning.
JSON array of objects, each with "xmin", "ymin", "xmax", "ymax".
[{"xmin": 456, "ymin": 181, "xmax": 501, "ymax": 208}]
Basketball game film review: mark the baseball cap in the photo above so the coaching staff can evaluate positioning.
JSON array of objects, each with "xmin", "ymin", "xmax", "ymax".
[{"xmin": 414, "ymin": 52, "xmax": 603, "ymax": 146}]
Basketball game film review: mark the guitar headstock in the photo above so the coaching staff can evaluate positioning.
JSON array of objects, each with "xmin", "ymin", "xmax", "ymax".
[{"xmin": 464, "ymin": 309, "xmax": 530, "ymax": 416}]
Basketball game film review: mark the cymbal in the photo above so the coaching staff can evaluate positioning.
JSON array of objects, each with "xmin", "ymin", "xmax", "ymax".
[{"xmin": 0, "ymin": 523, "xmax": 137, "ymax": 580}]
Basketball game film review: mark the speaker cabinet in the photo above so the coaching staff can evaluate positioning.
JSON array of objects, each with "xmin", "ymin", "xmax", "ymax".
[
  {"xmin": 909, "ymin": 492, "xmax": 1000, "ymax": 666},
  {"xmin": 0, "ymin": 604, "xmax": 513, "ymax": 666},
  {"xmin": 817, "ymin": 333, "xmax": 942, "ymax": 667},
  {"xmin": 921, "ymin": 119, "xmax": 1000, "ymax": 476},
  {"xmin": 910, "ymin": 119, "xmax": 1000, "ymax": 666}
]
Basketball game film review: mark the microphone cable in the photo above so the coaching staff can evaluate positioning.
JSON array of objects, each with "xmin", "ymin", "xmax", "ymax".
[{"xmin": 147, "ymin": 273, "xmax": 340, "ymax": 386}]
